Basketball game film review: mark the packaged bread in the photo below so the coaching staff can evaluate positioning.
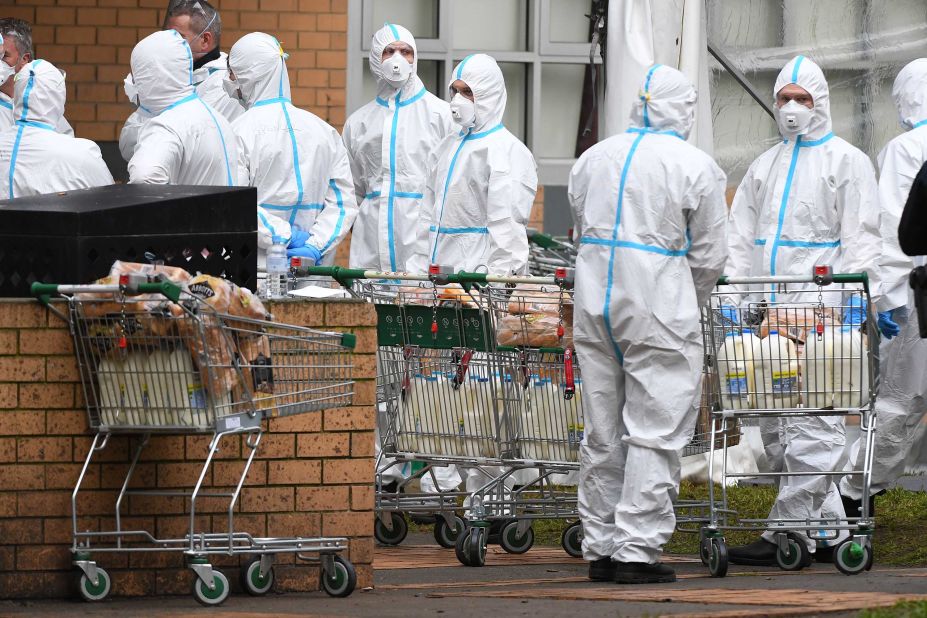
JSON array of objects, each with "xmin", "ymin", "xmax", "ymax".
[
  {"xmin": 496, "ymin": 314, "xmax": 573, "ymax": 349},
  {"xmin": 437, "ymin": 284, "xmax": 478, "ymax": 308},
  {"xmin": 109, "ymin": 260, "xmax": 192, "ymax": 285},
  {"xmin": 507, "ymin": 283, "xmax": 573, "ymax": 324},
  {"xmin": 226, "ymin": 286, "xmax": 269, "ymax": 333},
  {"xmin": 758, "ymin": 307, "xmax": 841, "ymax": 343},
  {"xmin": 187, "ymin": 274, "xmax": 234, "ymax": 313}
]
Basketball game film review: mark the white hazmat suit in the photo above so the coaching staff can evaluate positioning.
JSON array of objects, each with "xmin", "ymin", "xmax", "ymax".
[
  {"xmin": 570, "ymin": 64, "xmax": 727, "ymax": 565},
  {"xmin": 0, "ymin": 91, "xmax": 72, "ymax": 135},
  {"xmin": 0, "ymin": 60, "xmax": 113, "ymax": 199},
  {"xmin": 344, "ymin": 23, "xmax": 455, "ymax": 272},
  {"xmin": 726, "ymin": 56, "xmax": 882, "ymax": 554},
  {"xmin": 127, "ymin": 30, "xmax": 237, "ymax": 187},
  {"xmin": 120, "ymin": 50, "xmax": 242, "ymax": 162},
  {"xmin": 839, "ymin": 59, "xmax": 927, "ymax": 504},
  {"xmin": 408, "ymin": 53, "xmax": 537, "ymax": 275},
  {"xmin": 228, "ymin": 32, "xmax": 356, "ymax": 267}
]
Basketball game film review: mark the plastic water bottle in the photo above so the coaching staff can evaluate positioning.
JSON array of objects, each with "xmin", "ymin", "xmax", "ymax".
[{"xmin": 265, "ymin": 236, "xmax": 289, "ymax": 299}]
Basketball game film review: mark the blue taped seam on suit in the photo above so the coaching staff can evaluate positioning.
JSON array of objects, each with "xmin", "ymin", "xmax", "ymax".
[
  {"xmin": 257, "ymin": 209, "xmax": 276, "ymax": 238},
  {"xmin": 429, "ymin": 226, "xmax": 489, "ymax": 234},
  {"xmin": 602, "ymin": 131, "xmax": 647, "ymax": 364},
  {"xmin": 320, "ymin": 178, "xmax": 345, "ymax": 255},
  {"xmin": 262, "ymin": 203, "xmax": 323, "ymax": 211},
  {"xmin": 456, "ymin": 55, "xmax": 474, "ymax": 79},
  {"xmin": 196, "ymin": 97, "xmax": 233, "ymax": 186},
  {"xmin": 791, "ymin": 55, "xmax": 805, "ymax": 83},
  {"xmin": 386, "ymin": 22, "xmax": 400, "ymax": 41},
  {"xmin": 8, "ymin": 62, "xmax": 40, "ymax": 200},
  {"xmin": 0, "ymin": 99, "xmax": 11, "ymax": 110},
  {"xmin": 386, "ymin": 90, "xmax": 401, "ymax": 270},
  {"xmin": 580, "ymin": 236, "xmax": 689, "ymax": 256}
]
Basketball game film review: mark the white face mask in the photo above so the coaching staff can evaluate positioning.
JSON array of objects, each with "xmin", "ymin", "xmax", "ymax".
[
  {"xmin": 0, "ymin": 60, "xmax": 15, "ymax": 88},
  {"xmin": 450, "ymin": 92, "xmax": 476, "ymax": 128},
  {"xmin": 123, "ymin": 73, "xmax": 138, "ymax": 103},
  {"xmin": 222, "ymin": 74, "xmax": 246, "ymax": 107},
  {"xmin": 382, "ymin": 51, "xmax": 412, "ymax": 88},
  {"xmin": 776, "ymin": 99, "xmax": 814, "ymax": 137}
]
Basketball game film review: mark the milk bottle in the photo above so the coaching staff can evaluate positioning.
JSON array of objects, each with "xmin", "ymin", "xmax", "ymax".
[
  {"xmin": 716, "ymin": 329, "xmax": 762, "ymax": 410},
  {"xmin": 97, "ymin": 357, "xmax": 125, "ymax": 427},
  {"xmin": 523, "ymin": 377, "xmax": 554, "ymax": 461},
  {"xmin": 801, "ymin": 325, "xmax": 868, "ymax": 409},
  {"xmin": 455, "ymin": 375, "xmax": 491, "ymax": 458},
  {"xmin": 145, "ymin": 349, "xmax": 204, "ymax": 427},
  {"xmin": 753, "ymin": 330, "xmax": 800, "ymax": 408}
]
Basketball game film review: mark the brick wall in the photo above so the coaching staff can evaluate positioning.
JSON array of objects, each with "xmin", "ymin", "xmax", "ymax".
[
  {"xmin": 3, "ymin": 0, "xmax": 349, "ymax": 141},
  {"xmin": 0, "ymin": 297, "xmax": 375, "ymax": 599}
]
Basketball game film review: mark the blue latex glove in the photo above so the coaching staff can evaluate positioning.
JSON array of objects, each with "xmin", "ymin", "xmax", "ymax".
[
  {"xmin": 878, "ymin": 310, "xmax": 901, "ymax": 339},
  {"xmin": 286, "ymin": 243, "xmax": 322, "ymax": 265},
  {"xmin": 287, "ymin": 228, "xmax": 310, "ymax": 249},
  {"xmin": 720, "ymin": 304, "xmax": 739, "ymax": 325},
  {"xmin": 842, "ymin": 295, "xmax": 866, "ymax": 326}
]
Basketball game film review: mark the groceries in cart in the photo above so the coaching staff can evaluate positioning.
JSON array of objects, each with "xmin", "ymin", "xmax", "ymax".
[{"xmin": 496, "ymin": 283, "xmax": 574, "ymax": 348}]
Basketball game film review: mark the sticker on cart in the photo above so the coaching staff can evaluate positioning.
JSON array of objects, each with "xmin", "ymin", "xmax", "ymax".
[
  {"xmin": 771, "ymin": 371, "xmax": 798, "ymax": 394},
  {"xmin": 225, "ymin": 415, "xmax": 241, "ymax": 430}
]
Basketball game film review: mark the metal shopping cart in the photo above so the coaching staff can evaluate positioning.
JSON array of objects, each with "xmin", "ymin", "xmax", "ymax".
[
  {"xmin": 698, "ymin": 269, "xmax": 877, "ymax": 577},
  {"xmin": 32, "ymin": 277, "xmax": 358, "ymax": 605},
  {"xmin": 527, "ymin": 229, "xmax": 577, "ymax": 276}
]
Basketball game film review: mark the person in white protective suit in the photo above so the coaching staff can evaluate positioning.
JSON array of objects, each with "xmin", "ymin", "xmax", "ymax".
[
  {"xmin": 725, "ymin": 56, "xmax": 885, "ymax": 566},
  {"xmin": 837, "ymin": 58, "xmax": 927, "ymax": 517},
  {"xmin": 343, "ymin": 22, "xmax": 455, "ymax": 272},
  {"xmin": 408, "ymin": 53, "xmax": 537, "ymax": 275},
  {"xmin": 0, "ymin": 18, "xmax": 73, "ymax": 135},
  {"xmin": 119, "ymin": 0, "xmax": 242, "ymax": 162},
  {"xmin": 571, "ymin": 64, "xmax": 727, "ymax": 584},
  {"xmin": 127, "ymin": 30, "xmax": 237, "ymax": 187},
  {"xmin": 0, "ymin": 59, "xmax": 113, "ymax": 198},
  {"xmin": 226, "ymin": 32, "xmax": 357, "ymax": 270}
]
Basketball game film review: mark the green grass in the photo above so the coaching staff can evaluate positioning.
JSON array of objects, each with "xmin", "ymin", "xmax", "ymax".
[
  {"xmin": 859, "ymin": 601, "xmax": 927, "ymax": 618},
  {"xmin": 406, "ymin": 483, "xmax": 927, "ymax": 567}
]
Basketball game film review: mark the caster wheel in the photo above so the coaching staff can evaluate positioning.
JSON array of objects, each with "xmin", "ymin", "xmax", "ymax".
[
  {"xmin": 78, "ymin": 566, "xmax": 111, "ymax": 602},
  {"xmin": 455, "ymin": 527, "xmax": 471, "ymax": 566},
  {"xmin": 776, "ymin": 533, "xmax": 811, "ymax": 571},
  {"xmin": 699, "ymin": 530, "xmax": 711, "ymax": 566},
  {"xmin": 374, "ymin": 512, "xmax": 408, "ymax": 546},
  {"xmin": 192, "ymin": 570, "xmax": 230, "ymax": 606},
  {"xmin": 465, "ymin": 527, "xmax": 487, "ymax": 567},
  {"xmin": 499, "ymin": 520, "xmax": 534, "ymax": 555},
  {"xmin": 561, "ymin": 522, "xmax": 583, "ymax": 558},
  {"xmin": 834, "ymin": 539, "xmax": 871, "ymax": 576},
  {"xmin": 708, "ymin": 538, "xmax": 729, "ymax": 578},
  {"xmin": 241, "ymin": 557, "xmax": 274, "ymax": 596},
  {"xmin": 434, "ymin": 516, "xmax": 466, "ymax": 549},
  {"xmin": 321, "ymin": 555, "xmax": 356, "ymax": 598}
]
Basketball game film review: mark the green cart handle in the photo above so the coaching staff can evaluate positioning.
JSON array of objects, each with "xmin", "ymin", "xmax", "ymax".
[
  {"xmin": 527, "ymin": 229, "xmax": 561, "ymax": 250},
  {"xmin": 31, "ymin": 281, "xmax": 183, "ymax": 303}
]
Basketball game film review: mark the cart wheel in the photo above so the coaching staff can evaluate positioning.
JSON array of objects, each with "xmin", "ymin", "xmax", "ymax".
[
  {"xmin": 498, "ymin": 520, "xmax": 534, "ymax": 554},
  {"xmin": 465, "ymin": 527, "xmax": 487, "ymax": 567},
  {"xmin": 241, "ymin": 557, "xmax": 275, "ymax": 596},
  {"xmin": 776, "ymin": 533, "xmax": 811, "ymax": 571},
  {"xmin": 321, "ymin": 556, "xmax": 356, "ymax": 598},
  {"xmin": 78, "ymin": 566, "xmax": 111, "ymax": 602},
  {"xmin": 708, "ymin": 538, "xmax": 729, "ymax": 578},
  {"xmin": 561, "ymin": 522, "xmax": 583, "ymax": 558},
  {"xmin": 834, "ymin": 539, "xmax": 871, "ymax": 576},
  {"xmin": 699, "ymin": 529, "xmax": 712, "ymax": 566},
  {"xmin": 192, "ymin": 570, "xmax": 229, "ymax": 606},
  {"xmin": 434, "ymin": 516, "xmax": 466, "ymax": 549},
  {"xmin": 374, "ymin": 512, "xmax": 408, "ymax": 546},
  {"xmin": 455, "ymin": 526, "xmax": 472, "ymax": 566}
]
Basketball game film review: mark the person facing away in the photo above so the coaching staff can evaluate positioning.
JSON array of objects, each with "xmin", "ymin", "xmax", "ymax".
[
  {"xmin": 226, "ymin": 32, "xmax": 357, "ymax": 270},
  {"xmin": 127, "ymin": 29, "xmax": 237, "ymax": 187},
  {"xmin": 343, "ymin": 22, "xmax": 455, "ymax": 273},
  {"xmin": 724, "ymin": 55, "xmax": 883, "ymax": 566},
  {"xmin": 0, "ymin": 59, "xmax": 113, "ymax": 199},
  {"xmin": 407, "ymin": 53, "xmax": 537, "ymax": 275},
  {"xmin": 119, "ymin": 0, "xmax": 242, "ymax": 162},
  {"xmin": 570, "ymin": 63, "xmax": 727, "ymax": 584}
]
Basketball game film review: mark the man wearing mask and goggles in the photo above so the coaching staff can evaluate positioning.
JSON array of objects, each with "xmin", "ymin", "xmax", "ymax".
[
  {"xmin": 119, "ymin": 0, "xmax": 242, "ymax": 162},
  {"xmin": 724, "ymin": 55, "xmax": 883, "ymax": 567}
]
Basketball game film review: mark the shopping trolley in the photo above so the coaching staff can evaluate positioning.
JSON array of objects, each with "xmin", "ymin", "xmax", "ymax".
[
  {"xmin": 32, "ymin": 277, "xmax": 358, "ymax": 605},
  {"xmin": 698, "ymin": 269, "xmax": 877, "ymax": 577},
  {"xmin": 527, "ymin": 229, "xmax": 577, "ymax": 276}
]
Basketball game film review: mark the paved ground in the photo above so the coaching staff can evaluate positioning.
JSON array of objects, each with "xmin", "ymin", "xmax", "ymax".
[{"xmin": 3, "ymin": 532, "xmax": 926, "ymax": 617}]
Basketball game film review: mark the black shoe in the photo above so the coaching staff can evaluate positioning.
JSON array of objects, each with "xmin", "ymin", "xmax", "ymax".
[
  {"xmin": 614, "ymin": 562, "xmax": 676, "ymax": 584},
  {"xmin": 410, "ymin": 513, "xmax": 436, "ymax": 525},
  {"xmin": 588, "ymin": 558, "xmax": 617, "ymax": 581},
  {"xmin": 841, "ymin": 492, "xmax": 879, "ymax": 519},
  {"xmin": 379, "ymin": 481, "xmax": 399, "ymax": 494},
  {"xmin": 728, "ymin": 539, "xmax": 777, "ymax": 566},
  {"xmin": 815, "ymin": 545, "xmax": 835, "ymax": 564}
]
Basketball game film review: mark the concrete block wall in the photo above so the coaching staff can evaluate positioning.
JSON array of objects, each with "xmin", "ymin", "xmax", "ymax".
[{"xmin": 0, "ymin": 297, "xmax": 375, "ymax": 598}]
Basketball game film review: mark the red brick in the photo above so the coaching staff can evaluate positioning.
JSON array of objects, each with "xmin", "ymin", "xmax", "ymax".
[
  {"xmin": 96, "ymin": 27, "xmax": 140, "ymax": 48},
  {"xmin": 284, "ymin": 12, "xmax": 318, "ymax": 30},
  {"xmin": 351, "ymin": 432, "xmax": 375, "ymax": 458},
  {"xmin": 73, "ymin": 435, "xmax": 129, "ymax": 462},
  {"xmin": 354, "ymin": 380, "xmax": 376, "ymax": 406},
  {"xmin": 112, "ymin": 570, "xmax": 157, "ymax": 597},
  {"xmin": 323, "ymin": 458, "xmax": 371, "ymax": 485},
  {"xmin": 78, "ymin": 8, "xmax": 119, "ymax": 26},
  {"xmin": 0, "ymin": 493, "xmax": 16, "ymax": 516},
  {"xmin": 296, "ymin": 432, "xmax": 350, "ymax": 458},
  {"xmin": 3, "ymin": 464, "xmax": 45, "ymax": 490},
  {"xmin": 254, "ymin": 432, "xmax": 294, "ymax": 459},
  {"xmin": 186, "ymin": 434, "xmax": 241, "ymax": 459},
  {"xmin": 156, "ymin": 515, "xmax": 210, "ymax": 539},
  {"xmin": 37, "ymin": 44, "xmax": 76, "ymax": 64},
  {"xmin": 321, "ymin": 510, "xmax": 369, "ymax": 536},
  {"xmin": 18, "ymin": 437, "xmax": 72, "ymax": 462},
  {"xmin": 63, "ymin": 63, "xmax": 96, "ymax": 83},
  {"xmin": 268, "ymin": 410, "xmax": 321, "ymax": 433},
  {"xmin": 267, "ymin": 512, "xmax": 320, "ymax": 537},
  {"xmin": 55, "ymin": 26, "xmax": 96, "ymax": 45},
  {"xmin": 47, "ymin": 462, "xmax": 100, "ymax": 490},
  {"xmin": 45, "ymin": 356, "xmax": 80, "ymax": 382},
  {"xmin": 260, "ymin": 0, "xmax": 298, "ymax": 9},
  {"xmin": 317, "ymin": 13, "xmax": 347, "ymax": 33},
  {"xmin": 239, "ymin": 11, "xmax": 278, "ymax": 30},
  {"xmin": 140, "ymin": 435, "xmax": 185, "ymax": 461},
  {"xmin": 297, "ymin": 69, "xmax": 329, "ymax": 88},
  {"xmin": 157, "ymin": 462, "xmax": 209, "ymax": 488},
  {"xmin": 324, "ymin": 301, "xmax": 375, "ymax": 326},
  {"xmin": 324, "ymin": 406, "xmax": 374, "ymax": 432},
  {"xmin": 0, "ymin": 7, "xmax": 35, "ymax": 22},
  {"xmin": 0, "ymin": 330, "xmax": 17, "ymax": 354},
  {"xmin": 212, "ymin": 513, "xmax": 266, "ymax": 536},
  {"xmin": 351, "ymin": 483, "xmax": 374, "ymax": 511},
  {"xmin": 330, "ymin": 69, "xmax": 345, "ymax": 89},
  {"xmin": 128, "ymin": 494, "xmax": 186, "ymax": 516},
  {"xmin": 213, "ymin": 460, "xmax": 267, "ymax": 486},
  {"xmin": 348, "ymin": 536, "xmax": 374, "ymax": 564},
  {"xmin": 17, "ymin": 490, "xmax": 70, "ymax": 517},
  {"xmin": 0, "ymin": 437, "xmax": 16, "ymax": 462},
  {"xmin": 0, "ymin": 303, "xmax": 46, "ymax": 328},
  {"xmin": 0, "ymin": 547, "xmax": 14, "ymax": 571},
  {"xmin": 19, "ymin": 383, "xmax": 73, "ymax": 409},
  {"xmin": 267, "ymin": 459, "xmax": 321, "ymax": 485},
  {"xmin": 3, "ymin": 410, "xmax": 46, "ymax": 435},
  {"xmin": 73, "ymin": 490, "xmax": 119, "ymax": 516},
  {"xmin": 0, "ymin": 384, "xmax": 17, "ymax": 409},
  {"xmin": 331, "ymin": 0, "xmax": 347, "ymax": 11},
  {"xmin": 317, "ymin": 87, "xmax": 346, "ymax": 107},
  {"xmin": 299, "ymin": 0, "xmax": 329, "ymax": 11},
  {"xmin": 76, "ymin": 45, "xmax": 117, "ymax": 65},
  {"xmin": 77, "ymin": 82, "xmax": 117, "ymax": 103},
  {"xmin": 36, "ymin": 7, "xmax": 76, "ymax": 25},
  {"xmin": 16, "ymin": 545, "xmax": 71, "ymax": 571},
  {"xmin": 74, "ymin": 120, "xmax": 116, "ymax": 143},
  {"xmin": 97, "ymin": 102, "xmax": 135, "ymax": 122},
  {"xmin": 99, "ymin": 462, "xmax": 152, "ymax": 489},
  {"xmin": 46, "ymin": 410, "xmax": 88, "ymax": 435},
  {"xmin": 295, "ymin": 485, "xmax": 348, "ymax": 511},
  {"xmin": 286, "ymin": 50, "xmax": 315, "ymax": 70},
  {"xmin": 117, "ymin": 8, "xmax": 158, "ymax": 27},
  {"xmin": 127, "ymin": 550, "xmax": 185, "ymax": 569},
  {"xmin": 44, "ymin": 516, "xmax": 98, "ymax": 544},
  {"xmin": 242, "ymin": 486, "xmax": 293, "ymax": 512}
]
